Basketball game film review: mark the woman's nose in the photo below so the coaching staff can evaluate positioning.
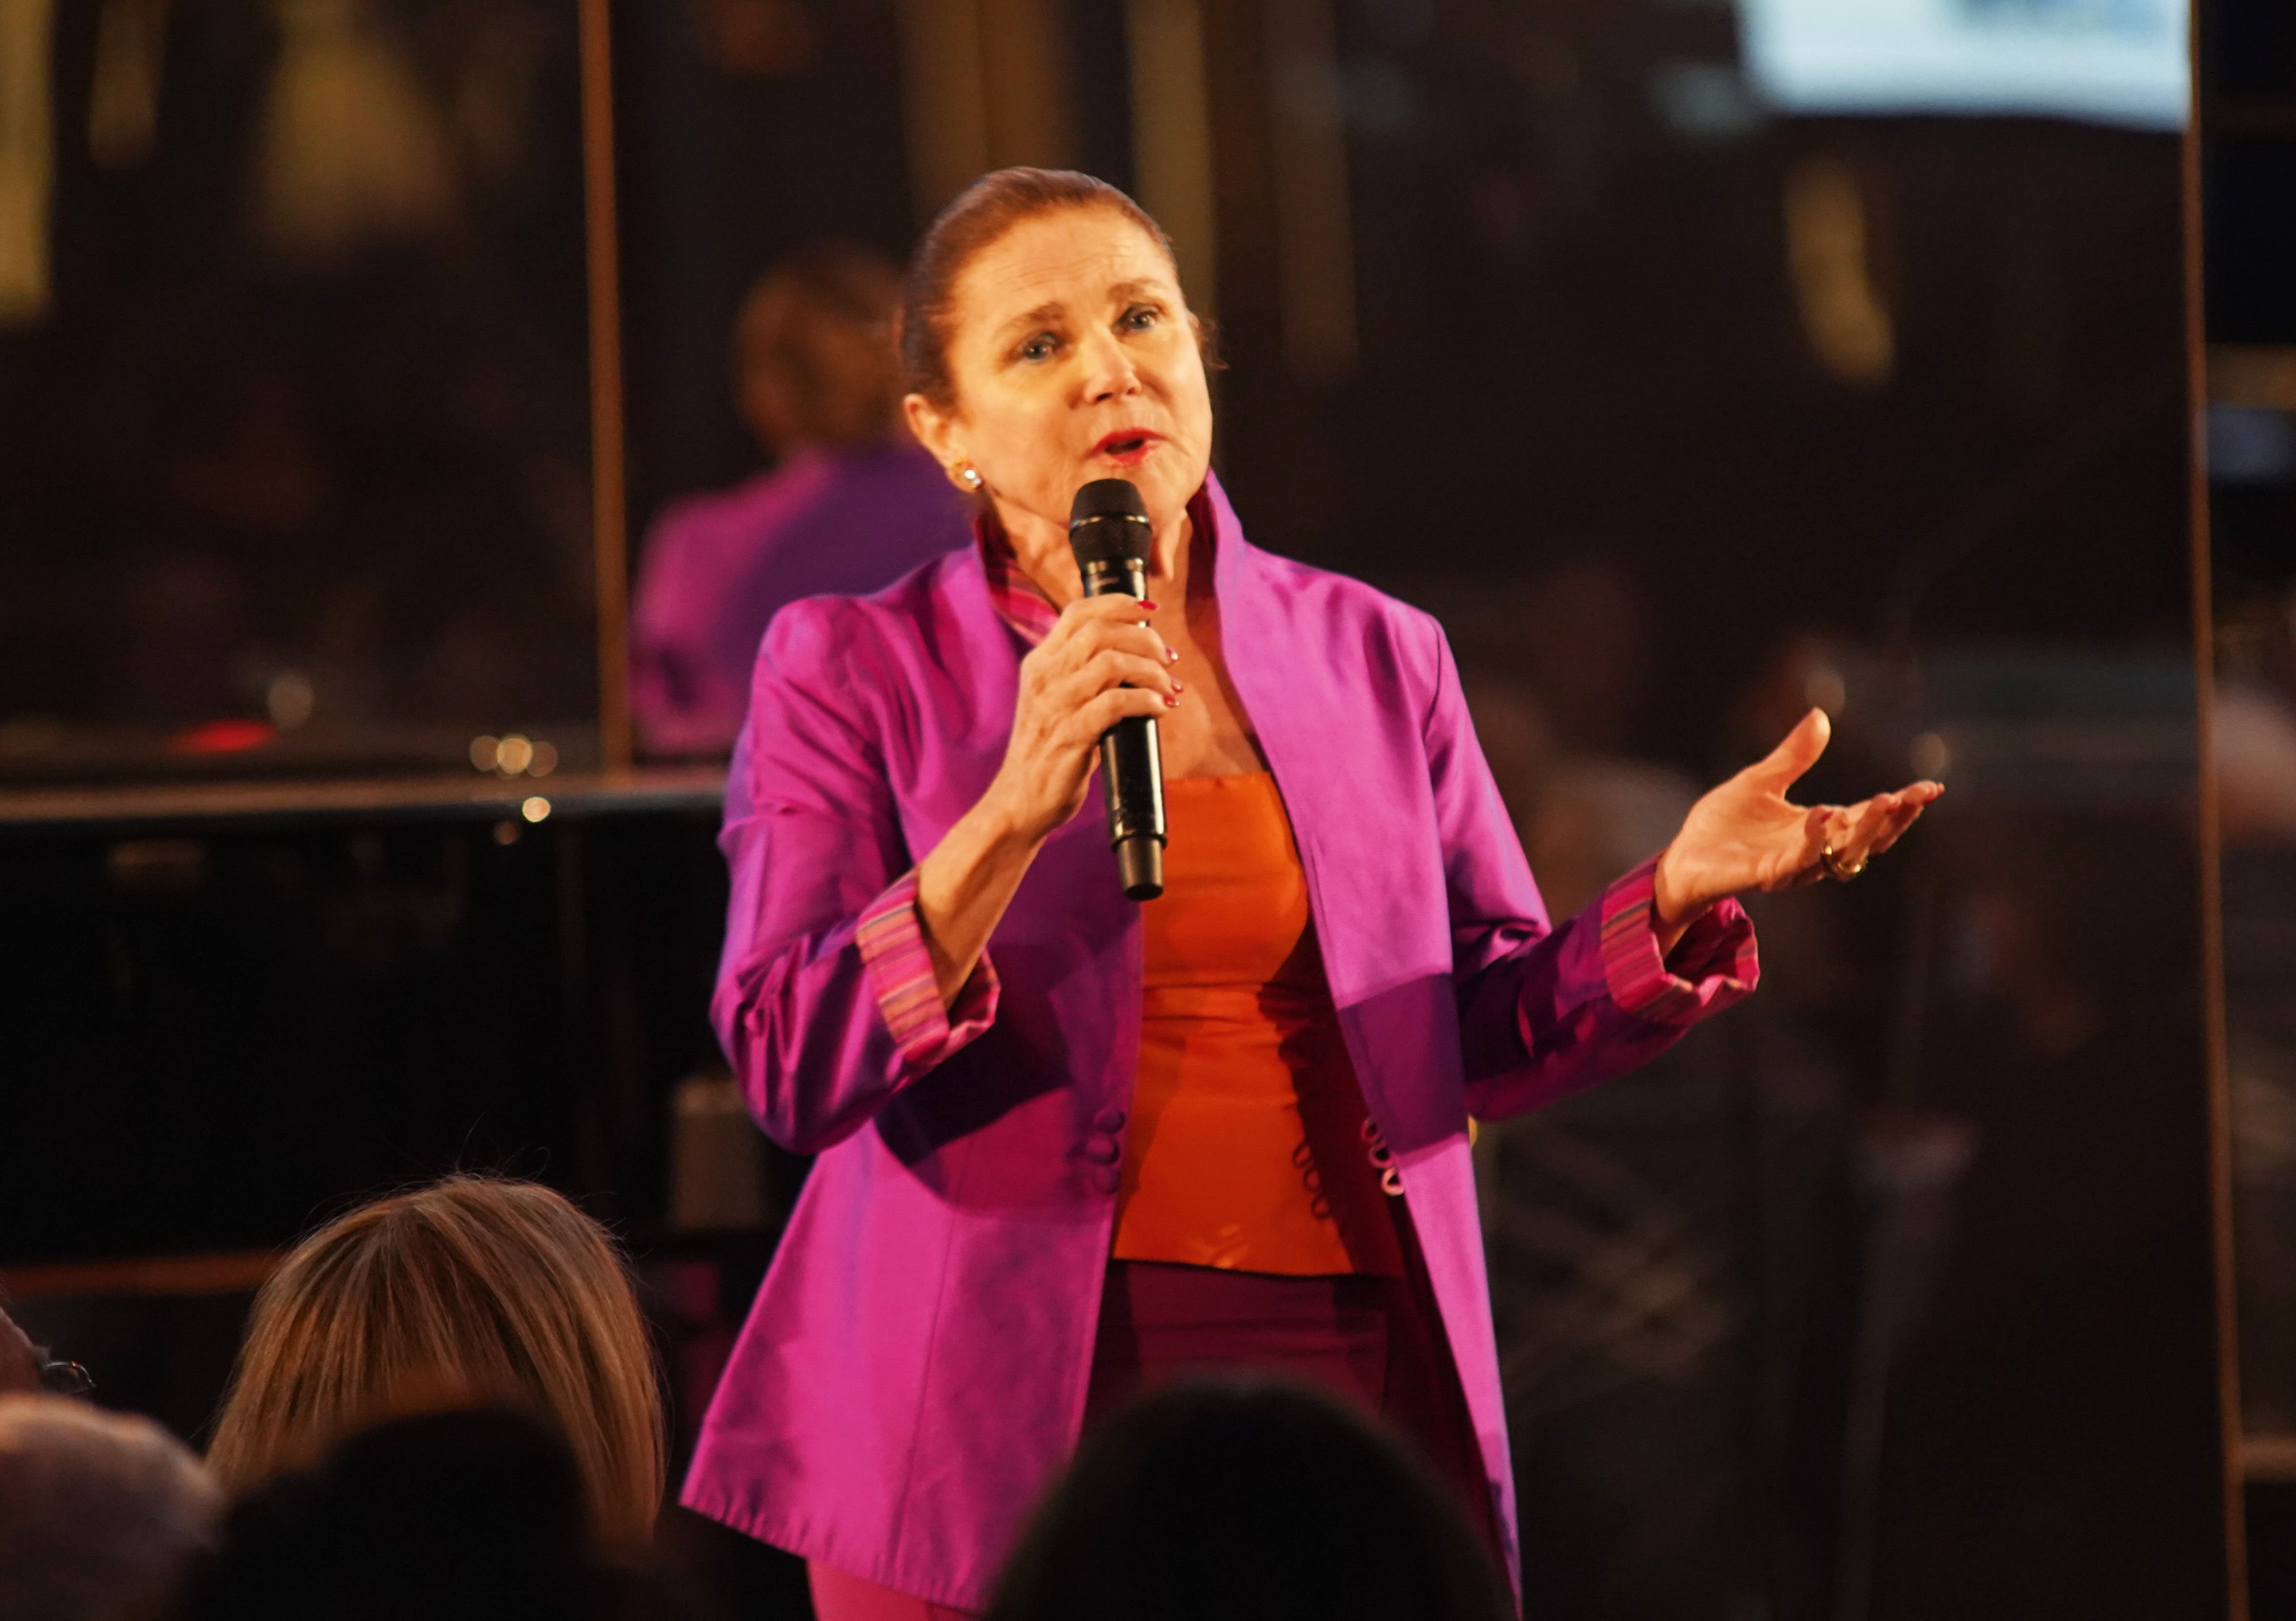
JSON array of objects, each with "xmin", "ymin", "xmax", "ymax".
[{"xmin": 1078, "ymin": 331, "xmax": 1141, "ymax": 402}]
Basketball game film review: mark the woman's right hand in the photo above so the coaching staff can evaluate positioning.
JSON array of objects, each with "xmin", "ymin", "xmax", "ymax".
[
  {"xmin": 914, "ymin": 594, "xmax": 1180, "ymax": 1006},
  {"xmin": 986, "ymin": 593, "xmax": 1181, "ymax": 843}
]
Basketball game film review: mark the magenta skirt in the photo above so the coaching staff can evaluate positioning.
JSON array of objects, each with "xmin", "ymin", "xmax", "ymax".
[{"xmin": 809, "ymin": 1259, "xmax": 1495, "ymax": 1621}]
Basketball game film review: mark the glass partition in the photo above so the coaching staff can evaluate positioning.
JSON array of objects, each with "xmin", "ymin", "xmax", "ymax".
[
  {"xmin": 1199, "ymin": 2, "xmax": 2227, "ymax": 1615},
  {"xmin": 2200, "ymin": 0, "xmax": 2296, "ymax": 1603},
  {"xmin": 0, "ymin": 0, "xmax": 601, "ymax": 785},
  {"xmin": 613, "ymin": 0, "xmax": 2234, "ymax": 1609}
]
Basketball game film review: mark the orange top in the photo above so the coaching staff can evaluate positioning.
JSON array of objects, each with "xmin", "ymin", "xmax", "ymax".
[{"xmin": 1111, "ymin": 773, "xmax": 1402, "ymax": 1277}]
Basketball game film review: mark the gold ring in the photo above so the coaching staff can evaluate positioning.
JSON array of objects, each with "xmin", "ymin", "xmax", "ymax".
[{"xmin": 1819, "ymin": 842, "xmax": 1866, "ymax": 882}]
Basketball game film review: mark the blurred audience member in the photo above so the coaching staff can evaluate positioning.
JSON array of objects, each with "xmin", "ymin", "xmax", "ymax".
[
  {"xmin": 0, "ymin": 1394, "xmax": 220, "ymax": 1621},
  {"xmin": 986, "ymin": 1378, "xmax": 1511, "ymax": 1621},
  {"xmin": 631, "ymin": 243, "xmax": 974, "ymax": 755},
  {"xmin": 180, "ymin": 1408, "xmax": 666, "ymax": 1621},
  {"xmin": 205, "ymin": 1175, "xmax": 664, "ymax": 1548}
]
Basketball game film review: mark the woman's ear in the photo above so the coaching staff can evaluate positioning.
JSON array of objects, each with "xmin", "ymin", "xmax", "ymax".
[{"xmin": 903, "ymin": 391, "xmax": 958, "ymax": 464}]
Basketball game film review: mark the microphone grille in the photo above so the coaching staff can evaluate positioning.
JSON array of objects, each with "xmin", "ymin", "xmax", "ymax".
[
  {"xmin": 1069, "ymin": 478, "xmax": 1149, "ymax": 527},
  {"xmin": 1068, "ymin": 479, "xmax": 1151, "ymax": 567}
]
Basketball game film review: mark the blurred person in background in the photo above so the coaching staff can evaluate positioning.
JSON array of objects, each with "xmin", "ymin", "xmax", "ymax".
[
  {"xmin": 685, "ymin": 167, "xmax": 1939, "ymax": 1619},
  {"xmin": 204, "ymin": 1175, "xmax": 664, "ymax": 1551},
  {"xmin": 180, "ymin": 1407, "xmax": 675, "ymax": 1621},
  {"xmin": 630, "ymin": 242, "xmax": 975, "ymax": 756},
  {"xmin": 0, "ymin": 1394, "xmax": 220, "ymax": 1621},
  {"xmin": 985, "ymin": 1377, "xmax": 1511, "ymax": 1621}
]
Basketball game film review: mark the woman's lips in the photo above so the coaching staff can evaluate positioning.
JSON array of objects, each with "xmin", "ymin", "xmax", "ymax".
[{"xmin": 1091, "ymin": 430, "xmax": 1162, "ymax": 468}]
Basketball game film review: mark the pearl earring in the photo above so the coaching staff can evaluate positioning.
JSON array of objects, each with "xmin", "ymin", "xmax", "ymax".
[{"xmin": 956, "ymin": 463, "xmax": 984, "ymax": 491}]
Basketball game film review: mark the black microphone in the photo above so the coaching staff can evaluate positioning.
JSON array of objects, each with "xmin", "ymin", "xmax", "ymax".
[{"xmin": 1068, "ymin": 478, "xmax": 1165, "ymax": 901}]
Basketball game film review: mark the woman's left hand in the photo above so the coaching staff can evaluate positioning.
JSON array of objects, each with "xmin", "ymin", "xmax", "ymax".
[{"xmin": 1651, "ymin": 709, "xmax": 1943, "ymax": 934}]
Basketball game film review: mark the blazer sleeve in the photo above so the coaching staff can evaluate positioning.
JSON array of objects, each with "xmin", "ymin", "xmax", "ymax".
[
  {"xmin": 712, "ymin": 600, "xmax": 998, "ymax": 1155},
  {"xmin": 1418, "ymin": 621, "xmax": 1759, "ymax": 1124}
]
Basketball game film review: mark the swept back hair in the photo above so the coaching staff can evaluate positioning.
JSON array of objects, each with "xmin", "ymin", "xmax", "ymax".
[{"xmin": 205, "ymin": 1175, "xmax": 664, "ymax": 1547}]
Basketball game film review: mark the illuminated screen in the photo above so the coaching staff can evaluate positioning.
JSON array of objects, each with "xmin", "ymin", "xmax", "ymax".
[{"xmin": 1737, "ymin": 0, "xmax": 2189, "ymax": 129}]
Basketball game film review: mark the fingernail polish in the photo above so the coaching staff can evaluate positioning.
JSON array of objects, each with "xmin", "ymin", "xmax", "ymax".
[
  {"xmin": 1171, "ymin": 678, "xmax": 1184, "ymax": 692},
  {"xmin": 1165, "ymin": 694, "xmax": 1180, "ymax": 707},
  {"xmin": 1139, "ymin": 599, "xmax": 1159, "ymax": 611},
  {"xmin": 1166, "ymin": 647, "xmax": 1179, "ymax": 662}
]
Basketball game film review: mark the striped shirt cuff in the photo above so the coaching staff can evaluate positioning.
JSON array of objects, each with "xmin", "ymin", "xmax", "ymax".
[
  {"xmin": 1597, "ymin": 855, "xmax": 1760, "ymax": 1026},
  {"xmin": 855, "ymin": 870, "xmax": 999, "ymax": 1070}
]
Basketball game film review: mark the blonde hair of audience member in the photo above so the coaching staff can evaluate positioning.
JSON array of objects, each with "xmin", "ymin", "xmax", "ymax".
[
  {"xmin": 0, "ymin": 1394, "xmax": 221, "ymax": 1621},
  {"xmin": 735, "ymin": 242, "xmax": 905, "ymax": 454},
  {"xmin": 205, "ymin": 1175, "xmax": 664, "ymax": 1548}
]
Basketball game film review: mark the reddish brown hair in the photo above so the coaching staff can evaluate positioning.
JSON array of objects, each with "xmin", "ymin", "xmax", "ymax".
[
  {"xmin": 897, "ymin": 168, "xmax": 1177, "ymax": 409},
  {"xmin": 205, "ymin": 1176, "xmax": 665, "ymax": 1548}
]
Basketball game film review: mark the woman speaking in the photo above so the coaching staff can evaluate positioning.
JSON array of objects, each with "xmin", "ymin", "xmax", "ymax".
[{"xmin": 682, "ymin": 169, "xmax": 1938, "ymax": 1618}]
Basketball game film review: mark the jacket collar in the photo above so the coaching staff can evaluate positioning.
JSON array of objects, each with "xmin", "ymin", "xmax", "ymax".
[{"xmin": 970, "ymin": 475, "xmax": 1253, "ymax": 648}]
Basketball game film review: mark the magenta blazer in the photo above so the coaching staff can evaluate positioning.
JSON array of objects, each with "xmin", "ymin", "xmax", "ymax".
[{"xmin": 682, "ymin": 475, "xmax": 1756, "ymax": 1610}]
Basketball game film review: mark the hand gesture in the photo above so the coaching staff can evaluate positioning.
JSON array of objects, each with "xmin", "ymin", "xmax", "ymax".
[{"xmin": 1652, "ymin": 709, "xmax": 1942, "ymax": 930}]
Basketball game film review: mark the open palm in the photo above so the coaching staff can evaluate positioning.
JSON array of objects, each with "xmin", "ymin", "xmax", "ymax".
[{"xmin": 1653, "ymin": 709, "xmax": 1942, "ymax": 929}]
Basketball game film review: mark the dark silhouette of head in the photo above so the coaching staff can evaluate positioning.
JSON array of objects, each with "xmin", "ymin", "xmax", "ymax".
[
  {"xmin": 988, "ymin": 1377, "xmax": 1512, "ymax": 1621},
  {"xmin": 181, "ymin": 1407, "xmax": 671, "ymax": 1621}
]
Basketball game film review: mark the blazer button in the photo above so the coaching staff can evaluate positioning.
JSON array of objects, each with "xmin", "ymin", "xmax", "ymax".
[
  {"xmin": 1090, "ymin": 1166, "xmax": 1123, "ymax": 1194},
  {"xmin": 1091, "ymin": 1106, "xmax": 1127, "ymax": 1132},
  {"xmin": 1082, "ymin": 1135, "xmax": 1122, "ymax": 1165}
]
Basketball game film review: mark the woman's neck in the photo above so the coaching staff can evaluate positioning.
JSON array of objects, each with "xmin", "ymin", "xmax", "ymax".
[{"xmin": 998, "ymin": 502, "xmax": 1194, "ymax": 610}]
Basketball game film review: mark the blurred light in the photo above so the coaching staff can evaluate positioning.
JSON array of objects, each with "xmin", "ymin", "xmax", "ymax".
[
  {"xmin": 0, "ymin": 0, "xmax": 55, "ymax": 324},
  {"xmin": 253, "ymin": 0, "xmax": 457, "ymax": 263},
  {"xmin": 496, "ymin": 733, "xmax": 535, "ymax": 775},
  {"xmin": 528, "ymin": 740, "xmax": 559, "ymax": 778},
  {"xmin": 168, "ymin": 719, "xmax": 276, "ymax": 755},
  {"xmin": 521, "ymin": 796, "xmax": 551, "ymax": 823},
  {"xmin": 1786, "ymin": 157, "xmax": 1894, "ymax": 389},
  {"xmin": 88, "ymin": 0, "xmax": 166, "ymax": 171},
  {"xmin": 1737, "ymin": 0, "xmax": 2189, "ymax": 130},
  {"xmin": 492, "ymin": 820, "xmax": 520, "ymax": 846},
  {"xmin": 470, "ymin": 735, "xmax": 499, "ymax": 772},
  {"xmin": 1910, "ymin": 731, "xmax": 1951, "ymax": 780},
  {"xmin": 2208, "ymin": 405, "xmax": 2296, "ymax": 487},
  {"xmin": 1804, "ymin": 664, "xmax": 1848, "ymax": 715},
  {"xmin": 265, "ymin": 670, "xmax": 315, "ymax": 730}
]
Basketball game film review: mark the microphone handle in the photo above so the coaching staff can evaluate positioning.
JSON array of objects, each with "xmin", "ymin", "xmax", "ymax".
[
  {"xmin": 1100, "ymin": 717, "xmax": 1165, "ymax": 900},
  {"xmin": 1081, "ymin": 558, "xmax": 1166, "ymax": 901}
]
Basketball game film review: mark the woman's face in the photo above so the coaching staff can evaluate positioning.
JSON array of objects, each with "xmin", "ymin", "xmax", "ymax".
[{"xmin": 907, "ymin": 207, "xmax": 1213, "ymax": 553}]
